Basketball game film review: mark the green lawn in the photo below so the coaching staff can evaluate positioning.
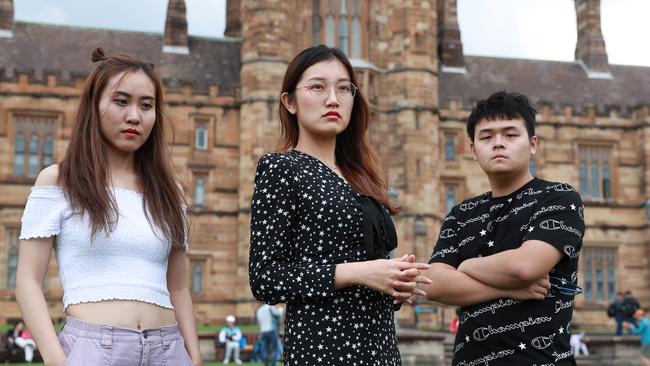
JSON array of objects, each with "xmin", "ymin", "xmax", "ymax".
[{"xmin": 198, "ymin": 323, "xmax": 261, "ymax": 333}]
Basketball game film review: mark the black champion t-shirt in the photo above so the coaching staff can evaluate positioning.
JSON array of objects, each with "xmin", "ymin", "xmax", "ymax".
[{"xmin": 429, "ymin": 178, "xmax": 585, "ymax": 366}]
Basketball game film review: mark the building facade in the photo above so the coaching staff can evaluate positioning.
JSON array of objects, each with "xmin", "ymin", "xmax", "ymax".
[{"xmin": 0, "ymin": 0, "xmax": 648, "ymax": 329}]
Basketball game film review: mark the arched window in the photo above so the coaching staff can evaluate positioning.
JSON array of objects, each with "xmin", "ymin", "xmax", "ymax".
[
  {"xmin": 313, "ymin": 0, "xmax": 367, "ymax": 58},
  {"xmin": 13, "ymin": 133, "xmax": 25, "ymax": 176}
]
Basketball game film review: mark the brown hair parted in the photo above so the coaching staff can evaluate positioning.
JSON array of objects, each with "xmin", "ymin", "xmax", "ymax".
[
  {"xmin": 278, "ymin": 45, "xmax": 399, "ymax": 214},
  {"xmin": 58, "ymin": 47, "xmax": 187, "ymax": 249}
]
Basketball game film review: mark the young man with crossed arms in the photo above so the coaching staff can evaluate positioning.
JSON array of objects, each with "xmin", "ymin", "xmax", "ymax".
[{"xmin": 426, "ymin": 91, "xmax": 585, "ymax": 365}]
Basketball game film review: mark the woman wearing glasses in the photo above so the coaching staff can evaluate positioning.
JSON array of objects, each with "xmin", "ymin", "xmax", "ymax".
[{"xmin": 248, "ymin": 45, "xmax": 432, "ymax": 365}]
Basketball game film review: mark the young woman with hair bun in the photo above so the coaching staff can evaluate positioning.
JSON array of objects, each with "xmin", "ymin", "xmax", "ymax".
[{"xmin": 15, "ymin": 47, "xmax": 201, "ymax": 366}]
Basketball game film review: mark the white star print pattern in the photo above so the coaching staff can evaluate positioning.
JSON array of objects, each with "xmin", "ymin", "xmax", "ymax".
[
  {"xmin": 430, "ymin": 178, "xmax": 585, "ymax": 365},
  {"xmin": 249, "ymin": 151, "xmax": 400, "ymax": 365}
]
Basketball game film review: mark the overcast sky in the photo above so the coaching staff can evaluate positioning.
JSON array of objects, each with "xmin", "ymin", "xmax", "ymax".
[{"xmin": 12, "ymin": 0, "xmax": 650, "ymax": 67}]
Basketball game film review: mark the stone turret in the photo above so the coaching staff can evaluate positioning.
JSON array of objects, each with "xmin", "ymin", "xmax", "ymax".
[
  {"xmin": 0, "ymin": 0, "xmax": 13, "ymax": 38},
  {"xmin": 438, "ymin": 0, "xmax": 464, "ymax": 70},
  {"xmin": 575, "ymin": 0, "xmax": 610, "ymax": 78},
  {"xmin": 163, "ymin": 0, "xmax": 189, "ymax": 54},
  {"xmin": 225, "ymin": 0, "xmax": 241, "ymax": 37}
]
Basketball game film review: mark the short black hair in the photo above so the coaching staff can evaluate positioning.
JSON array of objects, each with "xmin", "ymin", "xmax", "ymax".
[{"xmin": 466, "ymin": 91, "xmax": 536, "ymax": 140}]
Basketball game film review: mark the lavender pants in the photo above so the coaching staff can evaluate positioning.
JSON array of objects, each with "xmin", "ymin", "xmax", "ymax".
[{"xmin": 58, "ymin": 317, "xmax": 194, "ymax": 366}]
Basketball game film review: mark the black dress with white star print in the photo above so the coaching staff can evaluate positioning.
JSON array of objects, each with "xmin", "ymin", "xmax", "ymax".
[{"xmin": 249, "ymin": 150, "xmax": 401, "ymax": 366}]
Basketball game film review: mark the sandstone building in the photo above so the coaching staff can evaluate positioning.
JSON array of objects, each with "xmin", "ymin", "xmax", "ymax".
[{"xmin": 0, "ymin": 0, "xmax": 648, "ymax": 330}]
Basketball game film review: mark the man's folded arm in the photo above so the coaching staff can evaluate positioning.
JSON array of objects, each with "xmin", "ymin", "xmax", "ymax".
[
  {"xmin": 457, "ymin": 240, "xmax": 563, "ymax": 289},
  {"xmin": 424, "ymin": 262, "xmax": 546, "ymax": 306}
]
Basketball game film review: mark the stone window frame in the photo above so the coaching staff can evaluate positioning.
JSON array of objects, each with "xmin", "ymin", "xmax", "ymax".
[
  {"xmin": 441, "ymin": 129, "xmax": 462, "ymax": 163},
  {"xmin": 576, "ymin": 142, "xmax": 615, "ymax": 202},
  {"xmin": 191, "ymin": 114, "xmax": 214, "ymax": 152},
  {"xmin": 311, "ymin": 0, "xmax": 369, "ymax": 59},
  {"xmin": 8, "ymin": 111, "xmax": 60, "ymax": 179},
  {"xmin": 440, "ymin": 177, "xmax": 464, "ymax": 215},
  {"xmin": 187, "ymin": 255, "xmax": 209, "ymax": 297},
  {"xmin": 581, "ymin": 245, "xmax": 618, "ymax": 304},
  {"xmin": 191, "ymin": 171, "xmax": 209, "ymax": 210}
]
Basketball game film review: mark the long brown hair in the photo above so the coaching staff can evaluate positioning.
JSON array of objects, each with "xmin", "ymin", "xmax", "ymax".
[
  {"xmin": 278, "ymin": 45, "xmax": 399, "ymax": 214},
  {"xmin": 58, "ymin": 47, "xmax": 187, "ymax": 248}
]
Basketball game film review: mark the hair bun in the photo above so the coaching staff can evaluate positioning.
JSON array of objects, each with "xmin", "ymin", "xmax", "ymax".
[{"xmin": 91, "ymin": 47, "xmax": 107, "ymax": 63}]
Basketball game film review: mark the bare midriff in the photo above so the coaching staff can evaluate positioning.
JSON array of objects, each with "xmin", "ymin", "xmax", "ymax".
[{"xmin": 65, "ymin": 300, "xmax": 176, "ymax": 330}]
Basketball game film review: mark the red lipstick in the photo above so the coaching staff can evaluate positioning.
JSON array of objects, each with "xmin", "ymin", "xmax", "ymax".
[
  {"xmin": 122, "ymin": 128, "xmax": 140, "ymax": 137},
  {"xmin": 323, "ymin": 111, "xmax": 341, "ymax": 119}
]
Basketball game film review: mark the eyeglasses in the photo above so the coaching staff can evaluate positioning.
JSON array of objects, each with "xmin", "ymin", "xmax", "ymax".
[
  {"xmin": 295, "ymin": 80, "xmax": 358, "ymax": 100},
  {"xmin": 549, "ymin": 276, "xmax": 583, "ymax": 296}
]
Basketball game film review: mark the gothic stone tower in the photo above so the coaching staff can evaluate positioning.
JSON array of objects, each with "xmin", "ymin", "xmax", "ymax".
[{"xmin": 232, "ymin": 0, "xmax": 302, "ymax": 316}]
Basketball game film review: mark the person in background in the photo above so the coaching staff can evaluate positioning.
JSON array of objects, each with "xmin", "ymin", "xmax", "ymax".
[
  {"xmin": 218, "ymin": 315, "xmax": 242, "ymax": 364},
  {"xmin": 569, "ymin": 324, "xmax": 589, "ymax": 356},
  {"xmin": 449, "ymin": 308, "xmax": 460, "ymax": 335},
  {"xmin": 256, "ymin": 303, "xmax": 283, "ymax": 366},
  {"xmin": 608, "ymin": 292, "xmax": 625, "ymax": 335},
  {"xmin": 12, "ymin": 320, "xmax": 37, "ymax": 363},
  {"xmin": 4, "ymin": 321, "xmax": 18, "ymax": 357},
  {"xmin": 623, "ymin": 291, "xmax": 641, "ymax": 331},
  {"xmin": 624, "ymin": 309, "xmax": 650, "ymax": 366}
]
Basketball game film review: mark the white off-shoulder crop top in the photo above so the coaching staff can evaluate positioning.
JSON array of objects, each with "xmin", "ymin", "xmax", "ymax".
[{"xmin": 19, "ymin": 186, "xmax": 188, "ymax": 310}]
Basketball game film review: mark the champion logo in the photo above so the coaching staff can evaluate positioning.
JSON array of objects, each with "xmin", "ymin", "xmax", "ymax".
[
  {"xmin": 487, "ymin": 221, "xmax": 494, "ymax": 232},
  {"xmin": 531, "ymin": 334, "xmax": 555, "ymax": 350},
  {"xmin": 473, "ymin": 327, "xmax": 491, "ymax": 341},
  {"xmin": 440, "ymin": 229, "xmax": 456, "ymax": 239},
  {"xmin": 540, "ymin": 219, "xmax": 563, "ymax": 230},
  {"xmin": 563, "ymin": 245, "xmax": 579, "ymax": 259},
  {"xmin": 460, "ymin": 201, "xmax": 479, "ymax": 211}
]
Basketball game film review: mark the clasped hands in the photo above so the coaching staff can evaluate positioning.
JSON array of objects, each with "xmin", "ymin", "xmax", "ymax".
[{"xmin": 362, "ymin": 254, "xmax": 432, "ymax": 304}]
